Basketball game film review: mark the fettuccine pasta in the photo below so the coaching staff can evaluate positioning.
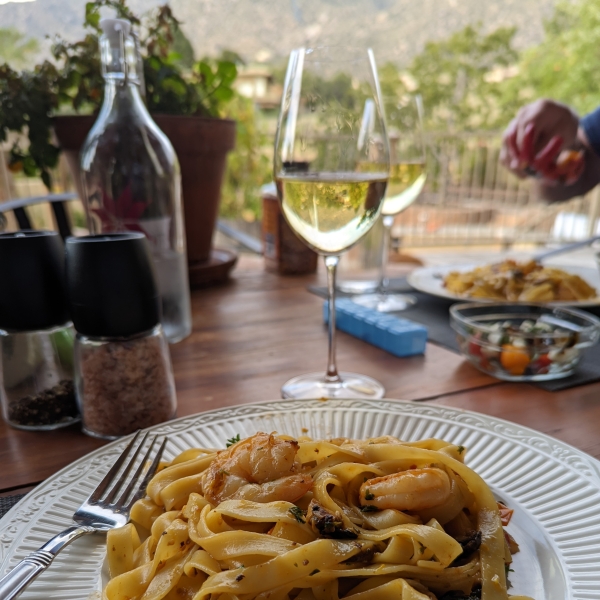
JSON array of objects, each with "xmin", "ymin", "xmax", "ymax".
[
  {"xmin": 104, "ymin": 433, "xmax": 534, "ymax": 600},
  {"xmin": 444, "ymin": 259, "xmax": 596, "ymax": 302}
]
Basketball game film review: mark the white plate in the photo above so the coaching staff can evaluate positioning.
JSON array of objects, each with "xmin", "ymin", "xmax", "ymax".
[
  {"xmin": 2, "ymin": 399, "xmax": 600, "ymax": 599},
  {"xmin": 407, "ymin": 263, "xmax": 600, "ymax": 307}
]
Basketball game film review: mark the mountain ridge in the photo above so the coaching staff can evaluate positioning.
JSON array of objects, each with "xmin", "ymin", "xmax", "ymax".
[{"xmin": 0, "ymin": 0, "xmax": 558, "ymax": 66}]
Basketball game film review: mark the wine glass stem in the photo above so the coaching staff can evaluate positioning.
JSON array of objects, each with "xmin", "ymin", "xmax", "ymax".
[
  {"xmin": 378, "ymin": 215, "xmax": 394, "ymax": 295},
  {"xmin": 325, "ymin": 255, "xmax": 342, "ymax": 383}
]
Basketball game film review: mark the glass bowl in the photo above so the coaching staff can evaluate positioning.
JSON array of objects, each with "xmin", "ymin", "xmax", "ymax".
[{"xmin": 450, "ymin": 303, "xmax": 600, "ymax": 381}]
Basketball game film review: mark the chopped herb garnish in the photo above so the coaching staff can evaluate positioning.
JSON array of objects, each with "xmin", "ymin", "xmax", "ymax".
[
  {"xmin": 418, "ymin": 541, "xmax": 427, "ymax": 554},
  {"xmin": 364, "ymin": 489, "xmax": 375, "ymax": 501},
  {"xmin": 235, "ymin": 574, "xmax": 245, "ymax": 582},
  {"xmin": 226, "ymin": 434, "xmax": 241, "ymax": 447},
  {"xmin": 289, "ymin": 506, "xmax": 306, "ymax": 523},
  {"xmin": 505, "ymin": 563, "xmax": 514, "ymax": 589},
  {"xmin": 360, "ymin": 505, "xmax": 379, "ymax": 512},
  {"xmin": 457, "ymin": 445, "xmax": 465, "ymax": 455},
  {"xmin": 309, "ymin": 569, "xmax": 320, "ymax": 576}
]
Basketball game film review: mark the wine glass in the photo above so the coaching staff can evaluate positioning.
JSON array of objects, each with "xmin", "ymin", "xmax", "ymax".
[
  {"xmin": 345, "ymin": 95, "xmax": 427, "ymax": 311},
  {"xmin": 274, "ymin": 46, "xmax": 390, "ymax": 399}
]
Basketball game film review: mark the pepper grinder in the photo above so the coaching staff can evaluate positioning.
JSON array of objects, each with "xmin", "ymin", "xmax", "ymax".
[
  {"xmin": 65, "ymin": 232, "xmax": 177, "ymax": 439},
  {"xmin": 0, "ymin": 231, "xmax": 79, "ymax": 430}
]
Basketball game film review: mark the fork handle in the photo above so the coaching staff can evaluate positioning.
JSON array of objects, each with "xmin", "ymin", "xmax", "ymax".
[{"xmin": 0, "ymin": 525, "xmax": 95, "ymax": 600}]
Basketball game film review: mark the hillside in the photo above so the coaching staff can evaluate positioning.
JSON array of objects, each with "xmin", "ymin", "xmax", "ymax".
[{"xmin": 0, "ymin": 0, "xmax": 560, "ymax": 66}]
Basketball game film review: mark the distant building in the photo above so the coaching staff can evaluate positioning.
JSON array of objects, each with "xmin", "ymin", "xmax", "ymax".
[{"xmin": 234, "ymin": 66, "xmax": 282, "ymax": 110}]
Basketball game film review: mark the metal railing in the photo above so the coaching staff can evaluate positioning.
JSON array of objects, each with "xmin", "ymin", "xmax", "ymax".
[
  {"xmin": 394, "ymin": 131, "xmax": 600, "ymax": 249},
  {"xmin": 2, "ymin": 134, "xmax": 599, "ymax": 250}
]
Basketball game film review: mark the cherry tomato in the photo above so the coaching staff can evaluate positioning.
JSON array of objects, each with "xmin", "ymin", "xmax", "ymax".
[
  {"xmin": 468, "ymin": 333, "xmax": 483, "ymax": 357},
  {"xmin": 528, "ymin": 353, "xmax": 552, "ymax": 375},
  {"xmin": 500, "ymin": 344, "xmax": 530, "ymax": 376}
]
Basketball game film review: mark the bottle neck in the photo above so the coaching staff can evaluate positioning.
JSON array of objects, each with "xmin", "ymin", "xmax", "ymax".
[
  {"xmin": 100, "ymin": 32, "xmax": 138, "ymax": 80},
  {"xmin": 98, "ymin": 32, "xmax": 147, "ymax": 119},
  {"xmin": 98, "ymin": 76, "xmax": 148, "ymax": 122}
]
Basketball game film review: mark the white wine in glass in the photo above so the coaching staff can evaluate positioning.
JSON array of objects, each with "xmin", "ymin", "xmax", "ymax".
[
  {"xmin": 278, "ymin": 173, "xmax": 388, "ymax": 254},
  {"xmin": 383, "ymin": 160, "xmax": 427, "ymax": 216},
  {"xmin": 352, "ymin": 95, "xmax": 427, "ymax": 311},
  {"xmin": 274, "ymin": 46, "xmax": 390, "ymax": 400}
]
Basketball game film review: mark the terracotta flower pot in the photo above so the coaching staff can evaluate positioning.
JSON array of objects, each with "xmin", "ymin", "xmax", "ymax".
[{"xmin": 53, "ymin": 114, "xmax": 236, "ymax": 281}]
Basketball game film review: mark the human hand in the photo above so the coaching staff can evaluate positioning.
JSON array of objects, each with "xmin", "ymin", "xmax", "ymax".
[{"xmin": 500, "ymin": 99, "xmax": 583, "ymax": 184}]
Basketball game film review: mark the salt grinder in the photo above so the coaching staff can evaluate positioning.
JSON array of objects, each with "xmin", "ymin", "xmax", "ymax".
[
  {"xmin": 65, "ymin": 232, "xmax": 177, "ymax": 439},
  {"xmin": 0, "ymin": 231, "xmax": 79, "ymax": 430}
]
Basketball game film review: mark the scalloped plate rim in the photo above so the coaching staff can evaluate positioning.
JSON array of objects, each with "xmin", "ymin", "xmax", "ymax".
[{"xmin": 1, "ymin": 398, "xmax": 600, "ymax": 599}]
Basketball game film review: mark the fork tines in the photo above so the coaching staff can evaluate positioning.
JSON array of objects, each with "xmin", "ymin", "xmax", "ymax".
[{"xmin": 90, "ymin": 431, "xmax": 167, "ymax": 511}]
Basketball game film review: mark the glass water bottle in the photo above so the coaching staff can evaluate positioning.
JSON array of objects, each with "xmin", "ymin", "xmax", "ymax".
[{"xmin": 80, "ymin": 18, "xmax": 192, "ymax": 343}]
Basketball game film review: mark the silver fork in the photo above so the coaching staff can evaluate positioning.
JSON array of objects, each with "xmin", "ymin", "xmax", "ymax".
[{"xmin": 0, "ymin": 431, "xmax": 167, "ymax": 600}]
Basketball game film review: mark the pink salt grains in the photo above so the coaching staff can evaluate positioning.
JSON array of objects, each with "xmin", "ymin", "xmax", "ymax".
[{"xmin": 78, "ymin": 333, "xmax": 176, "ymax": 438}]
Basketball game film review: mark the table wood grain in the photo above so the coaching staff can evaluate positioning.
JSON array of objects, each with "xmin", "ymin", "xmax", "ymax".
[
  {"xmin": 429, "ymin": 382, "xmax": 600, "ymax": 461},
  {"xmin": 1, "ymin": 255, "xmax": 596, "ymax": 493}
]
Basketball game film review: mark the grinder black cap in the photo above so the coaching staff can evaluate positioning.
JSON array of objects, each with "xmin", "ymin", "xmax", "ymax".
[
  {"xmin": 0, "ymin": 230, "xmax": 69, "ymax": 331},
  {"xmin": 65, "ymin": 232, "xmax": 160, "ymax": 337}
]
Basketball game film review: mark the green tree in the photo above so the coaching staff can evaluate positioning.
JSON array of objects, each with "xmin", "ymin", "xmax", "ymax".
[
  {"xmin": 220, "ymin": 94, "xmax": 272, "ymax": 221},
  {"xmin": 508, "ymin": 0, "xmax": 600, "ymax": 116},
  {"xmin": 407, "ymin": 24, "xmax": 519, "ymax": 131},
  {"xmin": 0, "ymin": 28, "xmax": 39, "ymax": 69},
  {"xmin": 219, "ymin": 50, "xmax": 245, "ymax": 66}
]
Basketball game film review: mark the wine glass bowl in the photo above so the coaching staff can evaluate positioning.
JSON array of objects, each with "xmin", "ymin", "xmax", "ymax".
[
  {"xmin": 274, "ymin": 46, "xmax": 390, "ymax": 399},
  {"xmin": 351, "ymin": 94, "xmax": 427, "ymax": 312}
]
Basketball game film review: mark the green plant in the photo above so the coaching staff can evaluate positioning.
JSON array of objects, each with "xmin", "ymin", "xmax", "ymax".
[
  {"xmin": 0, "ymin": 0, "xmax": 237, "ymax": 189},
  {"xmin": 220, "ymin": 95, "xmax": 272, "ymax": 222},
  {"xmin": 0, "ymin": 28, "xmax": 40, "ymax": 69}
]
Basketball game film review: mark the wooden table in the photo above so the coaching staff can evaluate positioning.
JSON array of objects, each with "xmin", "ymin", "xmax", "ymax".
[{"xmin": 3, "ymin": 255, "xmax": 600, "ymax": 497}]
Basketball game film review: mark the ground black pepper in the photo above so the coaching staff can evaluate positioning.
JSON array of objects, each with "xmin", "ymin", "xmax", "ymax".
[{"xmin": 8, "ymin": 379, "xmax": 78, "ymax": 427}]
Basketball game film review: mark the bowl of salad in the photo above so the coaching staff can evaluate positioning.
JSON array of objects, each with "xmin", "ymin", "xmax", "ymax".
[{"xmin": 450, "ymin": 303, "xmax": 600, "ymax": 381}]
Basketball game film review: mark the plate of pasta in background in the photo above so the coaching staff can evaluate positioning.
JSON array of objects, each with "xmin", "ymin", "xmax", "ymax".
[
  {"xmin": 1, "ymin": 398, "xmax": 599, "ymax": 600},
  {"xmin": 407, "ymin": 260, "xmax": 600, "ymax": 307}
]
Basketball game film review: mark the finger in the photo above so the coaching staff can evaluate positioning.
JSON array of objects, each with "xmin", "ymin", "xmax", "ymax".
[
  {"xmin": 532, "ymin": 135, "xmax": 563, "ymax": 172},
  {"xmin": 520, "ymin": 123, "xmax": 536, "ymax": 165}
]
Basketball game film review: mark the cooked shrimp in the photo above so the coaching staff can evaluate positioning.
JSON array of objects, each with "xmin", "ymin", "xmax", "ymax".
[
  {"xmin": 202, "ymin": 432, "xmax": 313, "ymax": 505},
  {"xmin": 359, "ymin": 468, "xmax": 451, "ymax": 511}
]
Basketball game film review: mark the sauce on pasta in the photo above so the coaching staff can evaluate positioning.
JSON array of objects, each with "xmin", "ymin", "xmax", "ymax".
[
  {"xmin": 444, "ymin": 259, "xmax": 596, "ymax": 302},
  {"xmin": 104, "ymin": 433, "xmax": 534, "ymax": 600}
]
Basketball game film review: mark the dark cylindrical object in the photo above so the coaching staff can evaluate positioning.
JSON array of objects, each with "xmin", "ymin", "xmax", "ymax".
[
  {"xmin": 65, "ymin": 232, "xmax": 176, "ymax": 440},
  {"xmin": 65, "ymin": 232, "xmax": 160, "ymax": 338},
  {"xmin": 0, "ymin": 231, "xmax": 69, "ymax": 331},
  {"xmin": 0, "ymin": 231, "xmax": 79, "ymax": 431}
]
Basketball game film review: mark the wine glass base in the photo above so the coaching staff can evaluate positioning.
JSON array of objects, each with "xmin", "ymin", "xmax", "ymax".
[
  {"xmin": 281, "ymin": 371, "xmax": 385, "ymax": 400},
  {"xmin": 337, "ymin": 280, "xmax": 379, "ymax": 294},
  {"xmin": 351, "ymin": 293, "xmax": 417, "ymax": 312}
]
